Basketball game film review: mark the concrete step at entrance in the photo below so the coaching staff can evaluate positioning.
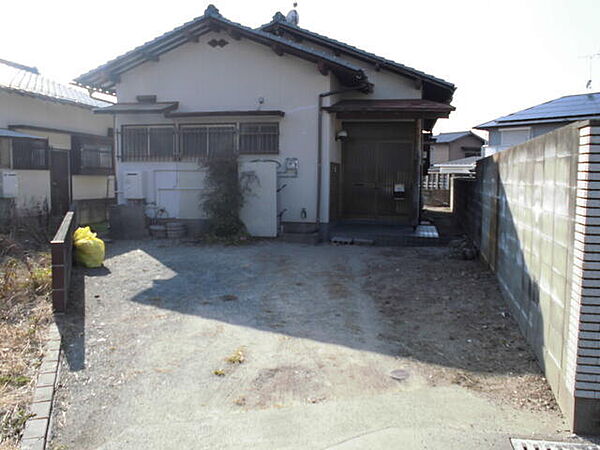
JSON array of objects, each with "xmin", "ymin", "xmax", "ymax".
[{"xmin": 328, "ymin": 224, "xmax": 443, "ymax": 247}]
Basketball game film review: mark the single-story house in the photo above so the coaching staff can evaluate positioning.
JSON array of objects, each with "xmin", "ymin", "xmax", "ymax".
[
  {"xmin": 429, "ymin": 131, "xmax": 485, "ymax": 165},
  {"xmin": 430, "ymin": 155, "xmax": 482, "ymax": 175},
  {"xmin": 476, "ymin": 91, "xmax": 600, "ymax": 155},
  {"xmin": 0, "ymin": 58, "xmax": 115, "ymax": 223},
  {"xmin": 75, "ymin": 5, "xmax": 455, "ymax": 238}
]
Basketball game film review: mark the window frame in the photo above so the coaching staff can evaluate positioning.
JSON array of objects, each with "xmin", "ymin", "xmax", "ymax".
[
  {"xmin": 120, "ymin": 121, "xmax": 281, "ymax": 162},
  {"xmin": 178, "ymin": 123, "xmax": 236, "ymax": 161},
  {"xmin": 238, "ymin": 122, "xmax": 280, "ymax": 155},
  {"xmin": 121, "ymin": 125, "xmax": 176, "ymax": 162},
  {"xmin": 71, "ymin": 134, "xmax": 114, "ymax": 175},
  {"xmin": 11, "ymin": 138, "xmax": 49, "ymax": 170}
]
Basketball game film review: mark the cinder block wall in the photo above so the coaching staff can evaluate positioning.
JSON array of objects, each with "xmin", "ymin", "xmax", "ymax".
[{"xmin": 453, "ymin": 120, "xmax": 600, "ymax": 433}]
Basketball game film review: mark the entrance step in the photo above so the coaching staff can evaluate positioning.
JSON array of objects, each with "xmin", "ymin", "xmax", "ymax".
[
  {"xmin": 327, "ymin": 224, "xmax": 441, "ymax": 247},
  {"xmin": 330, "ymin": 236, "xmax": 374, "ymax": 246},
  {"xmin": 279, "ymin": 232, "xmax": 320, "ymax": 245}
]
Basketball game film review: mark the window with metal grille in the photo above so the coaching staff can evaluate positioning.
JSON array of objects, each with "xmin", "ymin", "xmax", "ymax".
[
  {"xmin": 180, "ymin": 125, "xmax": 235, "ymax": 160},
  {"xmin": 180, "ymin": 126, "xmax": 208, "ymax": 160},
  {"xmin": 122, "ymin": 126, "xmax": 175, "ymax": 161},
  {"xmin": 239, "ymin": 123, "xmax": 279, "ymax": 154},
  {"xmin": 81, "ymin": 145, "xmax": 112, "ymax": 169},
  {"xmin": 12, "ymin": 138, "xmax": 48, "ymax": 169}
]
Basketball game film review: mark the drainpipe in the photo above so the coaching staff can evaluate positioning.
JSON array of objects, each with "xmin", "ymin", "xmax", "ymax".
[{"xmin": 316, "ymin": 83, "xmax": 369, "ymax": 231}]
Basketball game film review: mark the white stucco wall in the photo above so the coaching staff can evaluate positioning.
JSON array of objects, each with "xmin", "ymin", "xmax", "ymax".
[
  {"xmin": 239, "ymin": 161, "xmax": 277, "ymax": 237},
  {"xmin": 0, "ymin": 91, "xmax": 114, "ymax": 208},
  {"xmin": 115, "ymin": 32, "xmax": 331, "ymax": 225},
  {"xmin": 0, "ymin": 91, "xmax": 110, "ymax": 136},
  {"xmin": 13, "ymin": 170, "xmax": 50, "ymax": 211}
]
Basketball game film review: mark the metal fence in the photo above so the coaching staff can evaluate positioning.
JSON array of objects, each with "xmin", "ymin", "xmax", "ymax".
[{"xmin": 422, "ymin": 173, "xmax": 450, "ymax": 190}]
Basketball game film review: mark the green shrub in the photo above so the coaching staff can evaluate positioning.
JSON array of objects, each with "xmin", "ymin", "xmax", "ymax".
[{"xmin": 202, "ymin": 155, "xmax": 255, "ymax": 238}]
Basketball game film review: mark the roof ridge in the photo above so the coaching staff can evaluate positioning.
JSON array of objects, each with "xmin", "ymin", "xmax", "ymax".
[
  {"xmin": 259, "ymin": 17, "xmax": 455, "ymax": 90},
  {"xmin": 0, "ymin": 58, "xmax": 38, "ymax": 74},
  {"xmin": 75, "ymin": 5, "xmax": 368, "ymax": 91}
]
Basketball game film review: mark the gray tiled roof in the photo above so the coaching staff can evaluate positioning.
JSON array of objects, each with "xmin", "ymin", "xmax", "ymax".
[
  {"xmin": 75, "ymin": 5, "xmax": 367, "ymax": 93},
  {"xmin": 260, "ymin": 13, "xmax": 455, "ymax": 91},
  {"xmin": 0, "ymin": 59, "xmax": 110, "ymax": 109},
  {"xmin": 476, "ymin": 92, "xmax": 600, "ymax": 129}
]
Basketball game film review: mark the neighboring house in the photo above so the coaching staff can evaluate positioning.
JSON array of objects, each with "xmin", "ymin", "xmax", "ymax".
[
  {"xmin": 430, "ymin": 155, "xmax": 482, "ymax": 175},
  {"xmin": 429, "ymin": 131, "xmax": 485, "ymax": 165},
  {"xmin": 476, "ymin": 91, "xmax": 600, "ymax": 155},
  {"xmin": 74, "ymin": 5, "xmax": 455, "ymax": 238},
  {"xmin": 0, "ymin": 59, "xmax": 115, "ymax": 223}
]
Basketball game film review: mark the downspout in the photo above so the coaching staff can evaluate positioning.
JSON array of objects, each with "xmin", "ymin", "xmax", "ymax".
[
  {"xmin": 112, "ymin": 114, "xmax": 119, "ymax": 203},
  {"xmin": 316, "ymin": 83, "xmax": 369, "ymax": 230}
]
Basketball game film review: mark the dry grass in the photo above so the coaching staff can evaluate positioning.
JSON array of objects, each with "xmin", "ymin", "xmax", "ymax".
[
  {"xmin": 225, "ymin": 348, "xmax": 245, "ymax": 365},
  {"xmin": 0, "ymin": 235, "xmax": 52, "ymax": 447}
]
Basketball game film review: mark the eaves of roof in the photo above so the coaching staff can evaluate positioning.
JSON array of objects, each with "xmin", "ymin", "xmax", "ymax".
[
  {"xmin": 0, "ymin": 128, "xmax": 47, "ymax": 140},
  {"xmin": 75, "ymin": 5, "xmax": 368, "ymax": 94},
  {"xmin": 0, "ymin": 85, "xmax": 108, "ymax": 110},
  {"xmin": 260, "ymin": 14, "xmax": 455, "ymax": 97},
  {"xmin": 475, "ymin": 115, "xmax": 600, "ymax": 130}
]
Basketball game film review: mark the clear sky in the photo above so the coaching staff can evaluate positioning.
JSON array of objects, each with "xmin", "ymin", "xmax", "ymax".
[{"xmin": 2, "ymin": 0, "xmax": 599, "ymax": 135}]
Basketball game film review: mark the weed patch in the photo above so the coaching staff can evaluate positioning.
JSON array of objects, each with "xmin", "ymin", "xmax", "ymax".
[{"xmin": 0, "ymin": 236, "xmax": 52, "ymax": 446}]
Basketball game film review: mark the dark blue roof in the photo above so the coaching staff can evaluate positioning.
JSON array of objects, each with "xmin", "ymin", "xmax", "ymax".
[
  {"xmin": 476, "ymin": 92, "xmax": 600, "ymax": 129},
  {"xmin": 433, "ymin": 131, "xmax": 483, "ymax": 144}
]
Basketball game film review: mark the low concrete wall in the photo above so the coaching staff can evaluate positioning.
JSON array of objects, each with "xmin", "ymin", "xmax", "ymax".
[
  {"xmin": 422, "ymin": 189, "xmax": 450, "ymax": 207},
  {"xmin": 453, "ymin": 120, "xmax": 600, "ymax": 433},
  {"xmin": 73, "ymin": 198, "xmax": 116, "ymax": 225}
]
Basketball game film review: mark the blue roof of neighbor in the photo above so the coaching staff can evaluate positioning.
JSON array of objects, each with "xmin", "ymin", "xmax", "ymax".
[
  {"xmin": 476, "ymin": 92, "xmax": 600, "ymax": 129},
  {"xmin": 0, "ymin": 59, "xmax": 110, "ymax": 109},
  {"xmin": 0, "ymin": 128, "xmax": 46, "ymax": 140},
  {"xmin": 433, "ymin": 131, "xmax": 484, "ymax": 143}
]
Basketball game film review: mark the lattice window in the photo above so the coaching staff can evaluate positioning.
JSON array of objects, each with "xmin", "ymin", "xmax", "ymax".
[
  {"xmin": 180, "ymin": 125, "xmax": 235, "ymax": 160},
  {"xmin": 12, "ymin": 138, "xmax": 48, "ymax": 169},
  {"xmin": 122, "ymin": 126, "xmax": 175, "ymax": 161},
  {"xmin": 239, "ymin": 123, "xmax": 279, "ymax": 154}
]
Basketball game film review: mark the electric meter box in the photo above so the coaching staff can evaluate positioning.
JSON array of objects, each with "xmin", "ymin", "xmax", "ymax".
[
  {"xmin": 123, "ymin": 171, "xmax": 145, "ymax": 199},
  {"xmin": 0, "ymin": 171, "xmax": 18, "ymax": 198}
]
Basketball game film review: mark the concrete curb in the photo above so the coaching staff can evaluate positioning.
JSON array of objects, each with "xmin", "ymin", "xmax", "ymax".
[{"xmin": 20, "ymin": 320, "xmax": 61, "ymax": 450}]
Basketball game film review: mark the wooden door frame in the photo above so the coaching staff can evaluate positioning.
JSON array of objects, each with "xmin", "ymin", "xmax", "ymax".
[
  {"xmin": 340, "ymin": 121, "xmax": 417, "ymax": 223},
  {"xmin": 50, "ymin": 149, "xmax": 72, "ymax": 216}
]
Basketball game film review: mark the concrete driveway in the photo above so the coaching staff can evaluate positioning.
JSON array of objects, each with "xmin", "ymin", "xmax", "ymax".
[{"xmin": 51, "ymin": 241, "xmax": 567, "ymax": 449}]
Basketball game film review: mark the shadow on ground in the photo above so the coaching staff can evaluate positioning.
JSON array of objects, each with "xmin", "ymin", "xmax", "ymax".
[{"xmin": 97, "ymin": 232, "xmax": 542, "ymax": 382}]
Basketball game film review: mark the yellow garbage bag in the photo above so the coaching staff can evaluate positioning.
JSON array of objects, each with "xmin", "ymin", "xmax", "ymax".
[{"xmin": 73, "ymin": 226, "xmax": 105, "ymax": 268}]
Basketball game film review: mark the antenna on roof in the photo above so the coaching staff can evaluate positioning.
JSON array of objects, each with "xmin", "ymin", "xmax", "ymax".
[
  {"xmin": 286, "ymin": 3, "xmax": 299, "ymax": 25},
  {"xmin": 580, "ymin": 51, "xmax": 600, "ymax": 91}
]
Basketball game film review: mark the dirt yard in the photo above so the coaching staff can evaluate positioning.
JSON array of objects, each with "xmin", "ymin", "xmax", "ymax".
[{"xmin": 50, "ymin": 240, "xmax": 574, "ymax": 449}]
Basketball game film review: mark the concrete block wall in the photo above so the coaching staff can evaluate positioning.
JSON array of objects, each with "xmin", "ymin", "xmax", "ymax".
[{"xmin": 453, "ymin": 120, "xmax": 600, "ymax": 433}]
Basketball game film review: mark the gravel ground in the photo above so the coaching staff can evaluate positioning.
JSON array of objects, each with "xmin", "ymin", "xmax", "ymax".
[{"xmin": 49, "ymin": 240, "xmax": 572, "ymax": 449}]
